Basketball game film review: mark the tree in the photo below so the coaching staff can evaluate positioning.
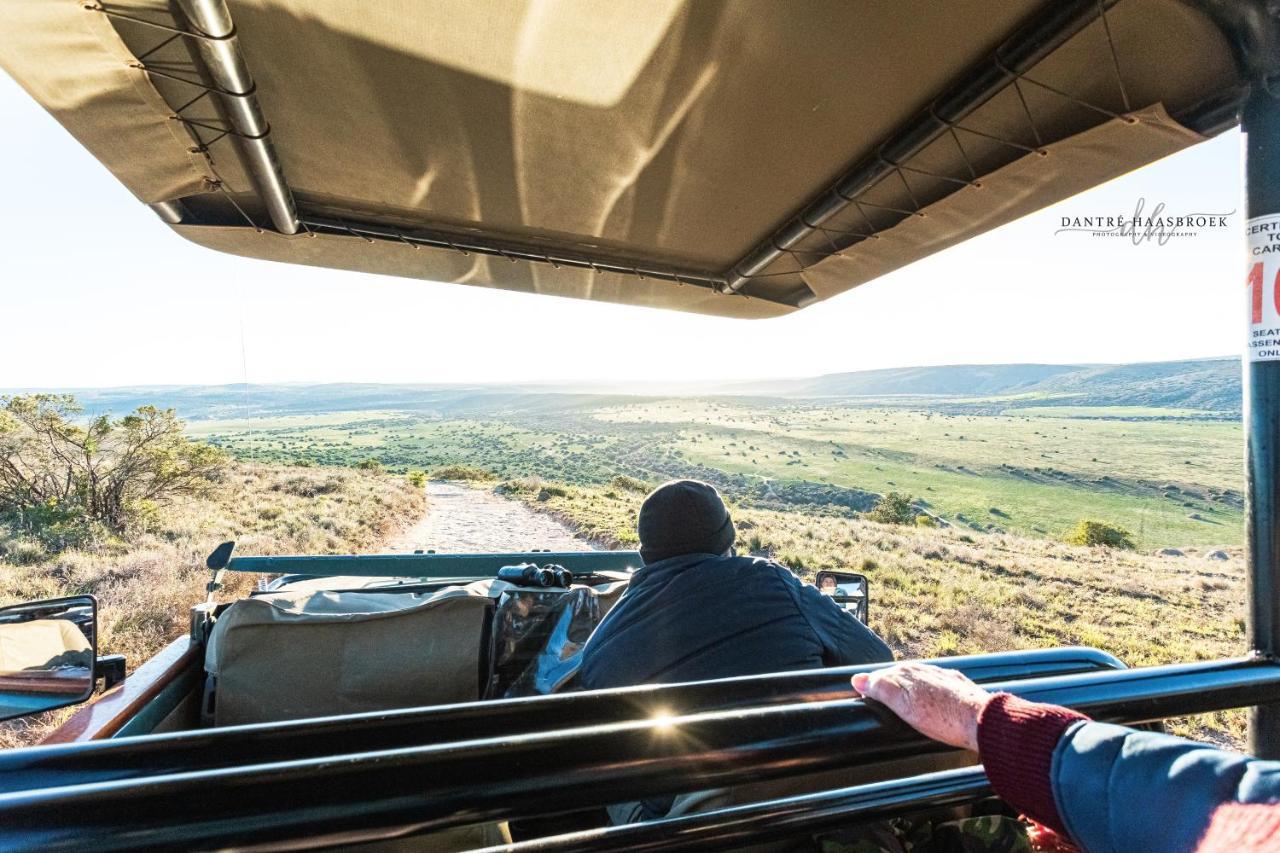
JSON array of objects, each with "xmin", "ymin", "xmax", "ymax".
[
  {"xmin": 0, "ymin": 395, "xmax": 227, "ymax": 531},
  {"xmin": 1065, "ymin": 519, "xmax": 1135, "ymax": 550},
  {"xmin": 866, "ymin": 491, "xmax": 916, "ymax": 525}
]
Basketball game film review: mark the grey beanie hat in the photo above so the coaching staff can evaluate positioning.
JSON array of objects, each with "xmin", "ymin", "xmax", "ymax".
[{"xmin": 637, "ymin": 479, "xmax": 734, "ymax": 564}]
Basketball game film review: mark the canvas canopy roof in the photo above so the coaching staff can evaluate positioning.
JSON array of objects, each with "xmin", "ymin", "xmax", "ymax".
[{"xmin": 1, "ymin": 1, "xmax": 1273, "ymax": 318}]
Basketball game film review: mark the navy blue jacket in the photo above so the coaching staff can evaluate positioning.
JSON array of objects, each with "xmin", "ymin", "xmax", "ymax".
[
  {"xmin": 580, "ymin": 553, "xmax": 893, "ymax": 690},
  {"xmin": 1054, "ymin": 722, "xmax": 1280, "ymax": 852},
  {"xmin": 980, "ymin": 694, "xmax": 1280, "ymax": 852}
]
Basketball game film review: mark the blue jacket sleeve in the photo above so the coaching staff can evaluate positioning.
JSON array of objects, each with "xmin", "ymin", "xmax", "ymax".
[
  {"xmin": 778, "ymin": 568, "xmax": 893, "ymax": 665},
  {"xmin": 1053, "ymin": 721, "xmax": 1280, "ymax": 853}
]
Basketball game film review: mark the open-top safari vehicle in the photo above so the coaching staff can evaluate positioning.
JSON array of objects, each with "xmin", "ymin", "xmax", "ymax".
[{"xmin": 1, "ymin": 0, "xmax": 1280, "ymax": 848}]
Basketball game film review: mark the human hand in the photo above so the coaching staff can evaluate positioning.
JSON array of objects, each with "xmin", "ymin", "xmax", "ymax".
[{"xmin": 851, "ymin": 662, "xmax": 991, "ymax": 752}]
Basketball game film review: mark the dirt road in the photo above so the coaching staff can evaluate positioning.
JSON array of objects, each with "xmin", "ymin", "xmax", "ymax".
[{"xmin": 388, "ymin": 482, "xmax": 591, "ymax": 552}]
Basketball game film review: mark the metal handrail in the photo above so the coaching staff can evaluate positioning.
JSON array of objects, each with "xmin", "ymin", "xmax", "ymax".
[
  {"xmin": 225, "ymin": 550, "xmax": 642, "ymax": 578},
  {"xmin": 1, "ymin": 656, "xmax": 1277, "ymax": 851},
  {"xmin": 482, "ymin": 767, "xmax": 994, "ymax": 853},
  {"xmin": 0, "ymin": 647, "xmax": 1120, "ymax": 793}
]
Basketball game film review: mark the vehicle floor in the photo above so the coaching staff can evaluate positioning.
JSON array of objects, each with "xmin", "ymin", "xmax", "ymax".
[{"xmin": 388, "ymin": 481, "xmax": 592, "ymax": 553}]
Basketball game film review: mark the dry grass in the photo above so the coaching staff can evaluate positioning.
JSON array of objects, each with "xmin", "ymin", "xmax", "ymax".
[
  {"xmin": 0, "ymin": 463, "xmax": 425, "ymax": 747},
  {"xmin": 500, "ymin": 479, "xmax": 1248, "ymax": 745}
]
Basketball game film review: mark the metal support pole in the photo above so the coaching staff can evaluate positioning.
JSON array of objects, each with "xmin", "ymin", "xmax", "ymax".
[
  {"xmin": 174, "ymin": 0, "xmax": 300, "ymax": 234},
  {"xmin": 1244, "ymin": 81, "xmax": 1280, "ymax": 758}
]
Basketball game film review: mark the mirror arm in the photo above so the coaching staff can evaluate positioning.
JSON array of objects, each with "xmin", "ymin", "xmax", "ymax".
[
  {"xmin": 205, "ymin": 541, "xmax": 236, "ymax": 605},
  {"xmin": 96, "ymin": 654, "xmax": 126, "ymax": 691}
]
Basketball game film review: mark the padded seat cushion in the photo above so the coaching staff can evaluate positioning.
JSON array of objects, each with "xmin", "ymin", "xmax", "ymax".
[{"xmin": 205, "ymin": 584, "xmax": 493, "ymax": 725}]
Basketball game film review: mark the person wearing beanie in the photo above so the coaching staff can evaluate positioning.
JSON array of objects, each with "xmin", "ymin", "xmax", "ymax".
[
  {"xmin": 581, "ymin": 479, "xmax": 892, "ymax": 825},
  {"xmin": 581, "ymin": 477, "xmax": 892, "ymax": 692}
]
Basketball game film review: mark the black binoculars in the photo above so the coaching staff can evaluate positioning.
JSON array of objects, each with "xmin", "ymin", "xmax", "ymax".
[{"xmin": 497, "ymin": 563, "xmax": 573, "ymax": 588}]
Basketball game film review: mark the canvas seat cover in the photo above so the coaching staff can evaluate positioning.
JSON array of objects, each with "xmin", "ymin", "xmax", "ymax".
[{"xmin": 205, "ymin": 583, "xmax": 492, "ymax": 726}]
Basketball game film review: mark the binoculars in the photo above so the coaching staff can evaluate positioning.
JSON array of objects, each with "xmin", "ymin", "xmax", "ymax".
[{"xmin": 497, "ymin": 563, "xmax": 573, "ymax": 588}]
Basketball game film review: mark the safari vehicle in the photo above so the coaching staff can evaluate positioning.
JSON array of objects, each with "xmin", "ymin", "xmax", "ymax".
[{"xmin": 0, "ymin": 0, "xmax": 1278, "ymax": 849}]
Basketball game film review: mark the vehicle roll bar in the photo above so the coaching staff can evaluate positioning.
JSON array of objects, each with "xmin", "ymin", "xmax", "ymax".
[
  {"xmin": 2, "ymin": 657, "xmax": 1278, "ymax": 851},
  {"xmin": 226, "ymin": 549, "xmax": 642, "ymax": 578},
  {"xmin": 0, "ymin": 647, "xmax": 1120, "ymax": 793},
  {"xmin": 1244, "ymin": 80, "xmax": 1280, "ymax": 757},
  {"xmin": 483, "ymin": 767, "xmax": 994, "ymax": 853}
]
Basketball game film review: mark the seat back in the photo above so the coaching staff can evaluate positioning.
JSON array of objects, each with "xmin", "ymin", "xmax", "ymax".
[{"xmin": 205, "ymin": 583, "xmax": 493, "ymax": 726}]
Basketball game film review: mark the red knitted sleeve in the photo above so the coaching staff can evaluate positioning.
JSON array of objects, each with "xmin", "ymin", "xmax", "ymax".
[
  {"xmin": 1196, "ymin": 804, "xmax": 1280, "ymax": 852},
  {"xmin": 976, "ymin": 693, "xmax": 1088, "ymax": 835}
]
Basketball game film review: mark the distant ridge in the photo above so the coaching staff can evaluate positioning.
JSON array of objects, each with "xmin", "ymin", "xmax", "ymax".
[
  {"xmin": 4, "ymin": 357, "xmax": 1239, "ymax": 418},
  {"xmin": 729, "ymin": 357, "xmax": 1239, "ymax": 411}
]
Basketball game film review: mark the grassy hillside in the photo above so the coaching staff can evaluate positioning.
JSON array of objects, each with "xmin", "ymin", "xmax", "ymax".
[
  {"xmin": 597, "ymin": 400, "xmax": 1242, "ymax": 548},
  {"xmin": 500, "ymin": 478, "xmax": 1246, "ymax": 745},
  {"xmin": 730, "ymin": 358, "xmax": 1239, "ymax": 413},
  {"xmin": 0, "ymin": 463, "xmax": 425, "ymax": 747},
  {"xmin": 191, "ymin": 399, "xmax": 1243, "ymax": 550}
]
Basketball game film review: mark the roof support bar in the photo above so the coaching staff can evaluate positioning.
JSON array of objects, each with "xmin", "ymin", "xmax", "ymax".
[
  {"xmin": 1243, "ymin": 81, "xmax": 1280, "ymax": 758},
  {"xmin": 174, "ymin": 0, "xmax": 299, "ymax": 234},
  {"xmin": 147, "ymin": 200, "xmax": 186, "ymax": 224},
  {"xmin": 723, "ymin": 0, "xmax": 1119, "ymax": 293},
  {"xmin": 302, "ymin": 214, "xmax": 732, "ymax": 294}
]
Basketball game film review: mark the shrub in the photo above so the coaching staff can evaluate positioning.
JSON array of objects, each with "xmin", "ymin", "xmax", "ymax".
[
  {"xmin": 0, "ymin": 395, "xmax": 226, "ymax": 534},
  {"xmin": 915, "ymin": 514, "xmax": 937, "ymax": 528},
  {"xmin": 610, "ymin": 475, "xmax": 649, "ymax": 494},
  {"xmin": 431, "ymin": 465, "xmax": 493, "ymax": 482},
  {"xmin": 272, "ymin": 474, "xmax": 344, "ymax": 498},
  {"xmin": 356, "ymin": 458, "xmax": 383, "ymax": 472},
  {"xmin": 1065, "ymin": 519, "xmax": 1135, "ymax": 550},
  {"xmin": 406, "ymin": 470, "xmax": 427, "ymax": 488},
  {"xmin": 866, "ymin": 492, "xmax": 916, "ymax": 525}
]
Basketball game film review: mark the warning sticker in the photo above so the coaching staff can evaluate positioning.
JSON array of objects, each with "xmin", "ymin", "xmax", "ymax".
[{"xmin": 1247, "ymin": 214, "xmax": 1280, "ymax": 362}]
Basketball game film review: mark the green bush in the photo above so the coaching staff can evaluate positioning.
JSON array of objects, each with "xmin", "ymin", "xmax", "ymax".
[
  {"xmin": 866, "ymin": 492, "xmax": 916, "ymax": 525},
  {"xmin": 915, "ymin": 514, "xmax": 937, "ymax": 528},
  {"xmin": 406, "ymin": 470, "xmax": 427, "ymax": 488},
  {"xmin": 1065, "ymin": 519, "xmax": 1135, "ymax": 550},
  {"xmin": 431, "ymin": 465, "xmax": 493, "ymax": 482},
  {"xmin": 356, "ymin": 458, "xmax": 383, "ymax": 472},
  {"xmin": 0, "ymin": 394, "xmax": 226, "ymax": 535},
  {"xmin": 610, "ymin": 475, "xmax": 650, "ymax": 494},
  {"xmin": 536, "ymin": 485, "xmax": 569, "ymax": 501}
]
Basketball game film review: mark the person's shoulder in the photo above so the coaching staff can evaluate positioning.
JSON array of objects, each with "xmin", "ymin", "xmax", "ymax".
[{"xmin": 719, "ymin": 554, "xmax": 801, "ymax": 582}]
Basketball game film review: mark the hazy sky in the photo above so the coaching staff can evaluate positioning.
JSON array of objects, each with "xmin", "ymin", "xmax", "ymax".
[{"xmin": 1, "ymin": 69, "xmax": 1244, "ymax": 389}]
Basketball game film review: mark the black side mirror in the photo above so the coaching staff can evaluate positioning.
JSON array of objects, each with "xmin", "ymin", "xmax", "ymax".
[
  {"xmin": 815, "ymin": 571, "xmax": 869, "ymax": 624},
  {"xmin": 0, "ymin": 595, "xmax": 98, "ymax": 722}
]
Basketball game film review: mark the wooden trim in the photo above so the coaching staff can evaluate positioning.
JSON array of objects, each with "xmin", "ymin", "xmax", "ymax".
[
  {"xmin": 0, "ymin": 673, "xmax": 91, "ymax": 695},
  {"xmin": 41, "ymin": 636, "xmax": 200, "ymax": 744}
]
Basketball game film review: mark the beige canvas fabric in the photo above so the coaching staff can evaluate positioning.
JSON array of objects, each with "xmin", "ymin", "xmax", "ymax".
[
  {"xmin": 0, "ymin": 0, "xmax": 209, "ymax": 204},
  {"xmin": 0, "ymin": 0, "xmax": 1240, "ymax": 317},
  {"xmin": 799, "ymin": 104, "xmax": 1204, "ymax": 300},
  {"xmin": 205, "ymin": 584, "xmax": 492, "ymax": 725},
  {"xmin": 0, "ymin": 619, "xmax": 90, "ymax": 673}
]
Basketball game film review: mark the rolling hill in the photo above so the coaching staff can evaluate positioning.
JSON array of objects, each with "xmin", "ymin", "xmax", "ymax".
[{"xmin": 5, "ymin": 356, "xmax": 1240, "ymax": 419}]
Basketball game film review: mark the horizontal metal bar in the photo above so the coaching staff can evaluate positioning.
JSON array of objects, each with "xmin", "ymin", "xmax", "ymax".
[
  {"xmin": 225, "ymin": 550, "xmax": 642, "ymax": 577},
  {"xmin": 0, "ymin": 647, "xmax": 1121, "ymax": 795},
  {"xmin": 174, "ymin": 0, "xmax": 299, "ymax": 234},
  {"xmin": 2, "ymin": 656, "xmax": 1277, "ymax": 851},
  {"xmin": 724, "ymin": 0, "xmax": 1119, "ymax": 291},
  {"xmin": 301, "ymin": 214, "xmax": 736, "ymax": 294},
  {"xmin": 485, "ymin": 767, "xmax": 994, "ymax": 853},
  {"xmin": 148, "ymin": 200, "xmax": 186, "ymax": 224}
]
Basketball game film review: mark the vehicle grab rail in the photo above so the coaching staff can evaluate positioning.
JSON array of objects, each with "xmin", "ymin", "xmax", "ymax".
[{"xmin": 0, "ymin": 656, "xmax": 1277, "ymax": 851}]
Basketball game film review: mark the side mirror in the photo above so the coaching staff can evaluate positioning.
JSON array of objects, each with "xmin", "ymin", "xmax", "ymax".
[
  {"xmin": 815, "ymin": 571, "xmax": 869, "ymax": 623},
  {"xmin": 0, "ymin": 595, "xmax": 98, "ymax": 722}
]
